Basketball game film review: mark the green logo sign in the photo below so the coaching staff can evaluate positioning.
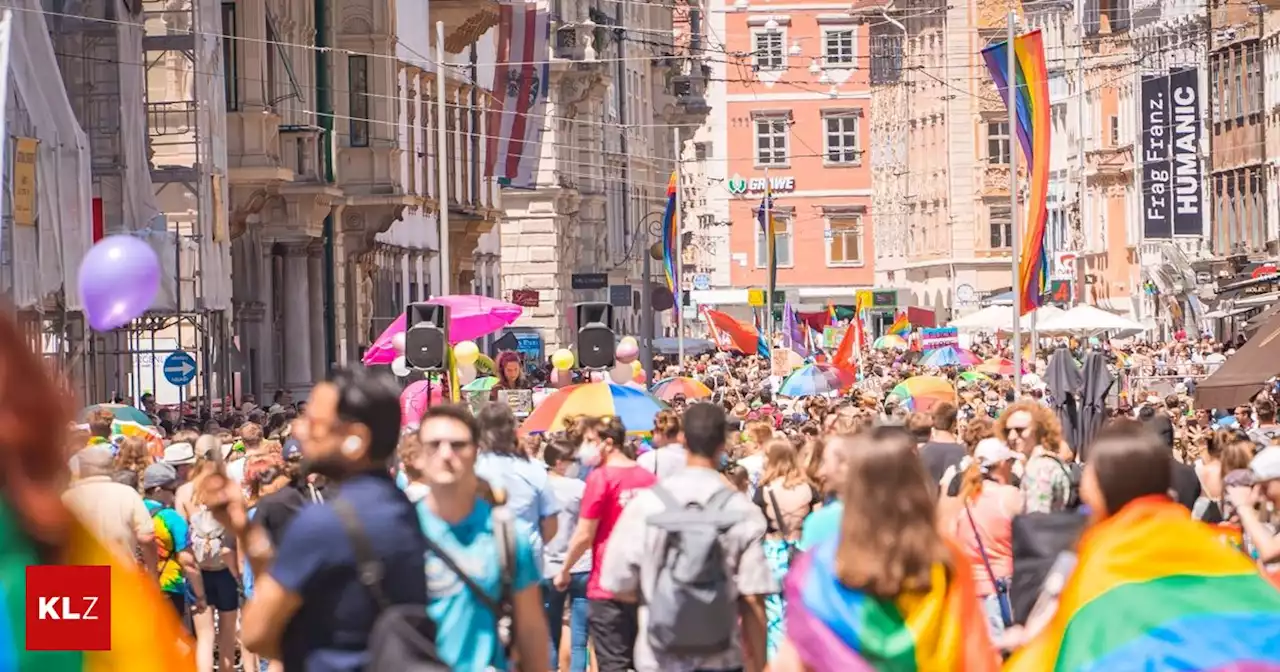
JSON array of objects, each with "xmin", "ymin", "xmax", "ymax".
[{"xmin": 727, "ymin": 174, "xmax": 748, "ymax": 195}]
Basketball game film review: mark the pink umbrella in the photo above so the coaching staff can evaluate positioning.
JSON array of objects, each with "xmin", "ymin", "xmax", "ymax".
[
  {"xmin": 363, "ymin": 294, "xmax": 523, "ymax": 365},
  {"xmin": 400, "ymin": 379, "xmax": 446, "ymax": 428}
]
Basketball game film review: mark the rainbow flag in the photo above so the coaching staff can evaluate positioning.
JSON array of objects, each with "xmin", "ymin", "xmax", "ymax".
[
  {"xmin": 0, "ymin": 501, "xmax": 195, "ymax": 671},
  {"xmin": 888, "ymin": 312, "xmax": 911, "ymax": 336},
  {"xmin": 1007, "ymin": 496, "xmax": 1280, "ymax": 672},
  {"xmin": 661, "ymin": 171, "xmax": 679, "ymax": 313},
  {"xmin": 785, "ymin": 539, "xmax": 999, "ymax": 671},
  {"xmin": 827, "ymin": 301, "xmax": 838, "ymax": 326},
  {"xmin": 982, "ymin": 30, "xmax": 1050, "ymax": 316}
]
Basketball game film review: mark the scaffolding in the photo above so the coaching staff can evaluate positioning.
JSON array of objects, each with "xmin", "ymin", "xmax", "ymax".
[{"xmin": 47, "ymin": 0, "xmax": 232, "ymax": 411}]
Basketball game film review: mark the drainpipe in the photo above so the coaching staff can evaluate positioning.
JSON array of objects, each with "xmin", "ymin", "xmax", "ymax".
[{"xmin": 316, "ymin": 0, "xmax": 337, "ymax": 370}]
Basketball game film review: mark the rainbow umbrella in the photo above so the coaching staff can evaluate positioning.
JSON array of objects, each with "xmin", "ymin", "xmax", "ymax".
[
  {"xmin": 777, "ymin": 364, "xmax": 855, "ymax": 398},
  {"xmin": 977, "ymin": 357, "xmax": 1026, "ymax": 376},
  {"xmin": 919, "ymin": 346, "xmax": 982, "ymax": 367},
  {"xmin": 110, "ymin": 419, "xmax": 165, "ymax": 458},
  {"xmin": 461, "ymin": 376, "xmax": 499, "ymax": 392},
  {"xmin": 872, "ymin": 334, "xmax": 908, "ymax": 350},
  {"xmin": 958, "ymin": 371, "xmax": 992, "ymax": 385},
  {"xmin": 84, "ymin": 403, "xmax": 152, "ymax": 426},
  {"xmin": 651, "ymin": 377, "xmax": 712, "ymax": 401},
  {"xmin": 887, "ymin": 376, "xmax": 956, "ymax": 412},
  {"xmin": 520, "ymin": 382, "xmax": 667, "ymax": 434}
]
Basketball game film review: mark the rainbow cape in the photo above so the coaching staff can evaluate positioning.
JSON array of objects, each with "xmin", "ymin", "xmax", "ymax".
[
  {"xmin": 1006, "ymin": 496, "xmax": 1280, "ymax": 672},
  {"xmin": 0, "ymin": 499, "xmax": 195, "ymax": 672},
  {"xmin": 784, "ymin": 538, "xmax": 999, "ymax": 671}
]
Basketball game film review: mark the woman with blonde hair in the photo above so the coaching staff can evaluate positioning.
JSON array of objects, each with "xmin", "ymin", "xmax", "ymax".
[
  {"xmin": 754, "ymin": 438, "xmax": 822, "ymax": 660},
  {"xmin": 179, "ymin": 436, "xmax": 240, "ymax": 672},
  {"xmin": 774, "ymin": 426, "xmax": 998, "ymax": 671},
  {"xmin": 113, "ymin": 435, "xmax": 153, "ymax": 491}
]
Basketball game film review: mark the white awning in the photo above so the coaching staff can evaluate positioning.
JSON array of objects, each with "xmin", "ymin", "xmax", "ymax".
[{"xmin": 1037, "ymin": 304, "xmax": 1148, "ymax": 334}]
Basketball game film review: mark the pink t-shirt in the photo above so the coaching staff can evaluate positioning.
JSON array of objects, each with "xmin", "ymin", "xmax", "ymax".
[
  {"xmin": 953, "ymin": 484, "xmax": 1019, "ymax": 596},
  {"xmin": 581, "ymin": 464, "xmax": 656, "ymax": 600}
]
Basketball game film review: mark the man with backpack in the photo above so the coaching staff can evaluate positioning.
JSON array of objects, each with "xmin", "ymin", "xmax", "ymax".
[
  {"xmin": 413, "ymin": 404, "xmax": 550, "ymax": 671},
  {"xmin": 599, "ymin": 402, "xmax": 776, "ymax": 672},
  {"xmin": 199, "ymin": 368, "xmax": 435, "ymax": 671}
]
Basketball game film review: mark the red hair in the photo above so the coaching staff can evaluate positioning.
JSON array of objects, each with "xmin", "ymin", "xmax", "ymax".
[{"xmin": 0, "ymin": 309, "xmax": 76, "ymax": 560}]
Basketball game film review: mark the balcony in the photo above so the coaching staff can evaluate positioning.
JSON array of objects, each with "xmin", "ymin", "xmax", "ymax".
[
  {"xmin": 552, "ymin": 24, "xmax": 587, "ymax": 65},
  {"xmin": 433, "ymin": 0, "xmax": 502, "ymax": 54}
]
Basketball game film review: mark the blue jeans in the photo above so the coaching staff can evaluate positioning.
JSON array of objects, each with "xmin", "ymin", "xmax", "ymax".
[{"xmin": 541, "ymin": 572, "xmax": 589, "ymax": 672}]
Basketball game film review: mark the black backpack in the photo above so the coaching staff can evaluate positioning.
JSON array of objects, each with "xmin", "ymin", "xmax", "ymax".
[{"xmin": 333, "ymin": 499, "xmax": 451, "ymax": 672}]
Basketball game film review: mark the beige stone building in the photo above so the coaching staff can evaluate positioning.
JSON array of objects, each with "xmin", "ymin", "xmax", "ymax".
[
  {"xmin": 498, "ymin": 1, "xmax": 705, "ymax": 351},
  {"xmin": 225, "ymin": 0, "xmax": 503, "ymax": 397}
]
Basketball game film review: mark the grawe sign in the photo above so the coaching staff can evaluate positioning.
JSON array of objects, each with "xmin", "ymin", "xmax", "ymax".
[{"xmin": 726, "ymin": 174, "xmax": 796, "ymax": 195}]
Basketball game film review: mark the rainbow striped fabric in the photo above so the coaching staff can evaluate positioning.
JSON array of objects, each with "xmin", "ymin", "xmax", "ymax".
[
  {"xmin": 661, "ymin": 171, "xmax": 679, "ymax": 313},
  {"xmin": 0, "ymin": 499, "xmax": 195, "ymax": 672},
  {"xmin": 1007, "ymin": 496, "xmax": 1280, "ymax": 672},
  {"xmin": 982, "ymin": 30, "xmax": 1050, "ymax": 316},
  {"xmin": 887, "ymin": 312, "xmax": 911, "ymax": 337},
  {"xmin": 784, "ymin": 538, "xmax": 999, "ymax": 671}
]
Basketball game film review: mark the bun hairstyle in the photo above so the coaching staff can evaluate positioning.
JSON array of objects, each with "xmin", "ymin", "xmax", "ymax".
[{"xmin": 653, "ymin": 410, "xmax": 682, "ymax": 440}]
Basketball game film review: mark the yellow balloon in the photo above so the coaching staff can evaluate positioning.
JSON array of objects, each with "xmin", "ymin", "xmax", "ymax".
[
  {"xmin": 551, "ymin": 348, "xmax": 575, "ymax": 371},
  {"xmin": 630, "ymin": 360, "xmax": 643, "ymax": 375},
  {"xmin": 453, "ymin": 340, "xmax": 480, "ymax": 367}
]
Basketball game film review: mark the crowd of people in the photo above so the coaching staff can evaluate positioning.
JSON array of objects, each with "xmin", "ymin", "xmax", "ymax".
[{"xmin": 6, "ymin": 305, "xmax": 1280, "ymax": 671}]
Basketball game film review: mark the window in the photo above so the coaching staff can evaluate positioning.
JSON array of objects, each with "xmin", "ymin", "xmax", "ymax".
[
  {"xmin": 221, "ymin": 3, "xmax": 238, "ymax": 110},
  {"xmin": 754, "ymin": 116, "xmax": 789, "ymax": 165},
  {"xmin": 1234, "ymin": 47, "xmax": 1244, "ymax": 118},
  {"xmin": 989, "ymin": 206, "xmax": 1013, "ymax": 248},
  {"xmin": 755, "ymin": 212, "xmax": 793, "ymax": 267},
  {"xmin": 753, "ymin": 30, "xmax": 784, "ymax": 71},
  {"xmin": 1110, "ymin": 115, "xmax": 1120, "ymax": 146},
  {"xmin": 826, "ymin": 216, "xmax": 863, "ymax": 265},
  {"xmin": 823, "ymin": 112, "xmax": 861, "ymax": 164},
  {"xmin": 265, "ymin": 16, "xmax": 278, "ymax": 108},
  {"xmin": 987, "ymin": 121, "xmax": 1010, "ymax": 164},
  {"xmin": 824, "ymin": 29, "xmax": 856, "ymax": 66},
  {"xmin": 349, "ymin": 55, "xmax": 369, "ymax": 147},
  {"xmin": 1248, "ymin": 44, "xmax": 1263, "ymax": 115},
  {"xmin": 1211, "ymin": 57, "xmax": 1222, "ymax": 121},
  {"xmin": 694, "ymin": 142, "xmax": 710, "ymax": 161}
]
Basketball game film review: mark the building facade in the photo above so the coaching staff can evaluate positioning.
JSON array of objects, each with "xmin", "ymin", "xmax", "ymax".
[
  {"xmin": 226, "ymin": 0, "xmax": 504, "ymax": 398},
  {"xmin": 498, "ymin": 0, "xmax": 700, "ymax": 351},
  {"xmin": 707, "ymin": 0, "xmax": 875, "ymax": 314}
]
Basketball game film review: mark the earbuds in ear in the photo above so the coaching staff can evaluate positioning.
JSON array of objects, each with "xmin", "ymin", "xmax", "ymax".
[{"xmin": 342, "ymin": 435, "xmax": 362, "ymax": 456}]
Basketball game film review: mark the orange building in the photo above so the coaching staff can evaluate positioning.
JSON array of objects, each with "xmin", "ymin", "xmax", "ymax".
[{"xmin": 717, "ymin": 2, "xmax": 876, "ymax": 305}]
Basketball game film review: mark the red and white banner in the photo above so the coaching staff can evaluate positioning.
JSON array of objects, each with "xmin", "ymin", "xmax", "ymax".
[{"xmin": 485, "ymin": 2, "xmax": 549, "ymax": 189}]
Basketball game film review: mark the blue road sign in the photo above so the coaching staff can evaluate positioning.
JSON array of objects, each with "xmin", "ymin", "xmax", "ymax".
[{"xmin": 163, "ymin": 350, "xmax": 198, "ymax": 386}]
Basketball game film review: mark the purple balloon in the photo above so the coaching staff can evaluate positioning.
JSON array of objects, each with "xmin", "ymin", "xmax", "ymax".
[{"xmin": 78, "ymin": 235, "xmax": 161, "ymax": 331}]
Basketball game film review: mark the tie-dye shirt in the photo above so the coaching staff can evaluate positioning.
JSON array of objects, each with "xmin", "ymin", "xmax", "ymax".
[{"xmin": 144, "ymin": 500, "xmax": 190, "ymax": 594}]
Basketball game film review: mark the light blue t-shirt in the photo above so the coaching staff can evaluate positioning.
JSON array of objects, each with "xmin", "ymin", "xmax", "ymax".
[
  {"xmin": 416, "ymin": 497, "xmax": 540, "ymax": 671},
  {"xmin": 798, "ymin": 500, "xmax": 844, "ymax": 551},
  {"xmin": 475, "ymin": 453, "xmax": 560, "ymax": 570}
]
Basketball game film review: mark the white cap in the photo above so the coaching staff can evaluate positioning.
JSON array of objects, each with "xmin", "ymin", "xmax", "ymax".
[
  {"xmin": 1251, "ymin": 446, "xmax": 1280, "ymax": 482},
  {"xmin": 974, "ymin": 438, "xmax": 1019, "ymax": 466}
]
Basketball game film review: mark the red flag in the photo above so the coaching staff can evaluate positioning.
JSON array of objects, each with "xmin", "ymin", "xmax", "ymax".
[
  {"xmin": 832, "ymin": 321, "xmax": 857, "ymax": 372},
  {"xmin": 703, "ymin": 309, "xmax": 760, "ymax": 354}
]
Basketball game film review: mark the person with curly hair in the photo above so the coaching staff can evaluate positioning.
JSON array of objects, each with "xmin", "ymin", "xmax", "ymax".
[{"xmin": 996, "ymin": 400, "xmax": 1070, "ymax": 514}]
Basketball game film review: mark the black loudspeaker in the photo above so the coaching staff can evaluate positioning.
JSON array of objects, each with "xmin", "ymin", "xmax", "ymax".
[
  {"xmin": 575, "ymin": 302, "xmax": 615, "ymax": 369},
  {"xmin": 404, "ymin": 302, "xmax": 449, "ymax": 370}
]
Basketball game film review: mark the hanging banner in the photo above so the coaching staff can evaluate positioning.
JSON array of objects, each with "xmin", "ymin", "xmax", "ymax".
[
  {"xmin": 11, "ymin": 137, "xmax": 36, "ymax": 227},
  {"xmin": 1140, "ymin": 73, "xmax": 1172, "ymax": 239},
  {"xmin": 1168, "ymin": 67, "xmax": 1204, "ymax": 237}
]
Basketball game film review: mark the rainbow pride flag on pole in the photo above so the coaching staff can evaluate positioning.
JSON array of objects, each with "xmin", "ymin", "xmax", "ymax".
[
  {"xmin": 785, "ymin": 539, "xmax": 999, "ymax": 671},
  {"xmin": 661, "ymin": 171, "xmax": 679, "ymax": 314},
  {"xmin": 1007, "ymin": 496, "xmax": 1280, "ymax": 672},
  {"xmin": 982, "ymin": 30, "xmax": 1050, "ymax": 316},
  {"xmin": 887, "ymin": 312, "xmax": 911, "ymax": 337}
]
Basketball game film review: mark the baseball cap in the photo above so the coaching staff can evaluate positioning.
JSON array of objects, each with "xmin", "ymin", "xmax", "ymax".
[
  {"xmin": 141, "ymin": 462, "xmax": 178, "ymax": 491},
  {"xmin": 1251, "ymin": 446, "xmax": 1280, "ymax": 482},
  {"xmin": 163, "ymin": 442, "xmax": 196, "ymax": 466},
  {"xmin": 282, "ymin": 438, "xmax": 302, "ymax": 461},
  {"xmin": 974, "ymin": 438, "xmax": 1019, "ymax": 466}
]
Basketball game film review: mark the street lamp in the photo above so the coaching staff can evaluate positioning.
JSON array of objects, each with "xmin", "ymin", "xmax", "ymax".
[{"xmin": 636, "ymin": 211, "xmax": 668, "ymax": 382}]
